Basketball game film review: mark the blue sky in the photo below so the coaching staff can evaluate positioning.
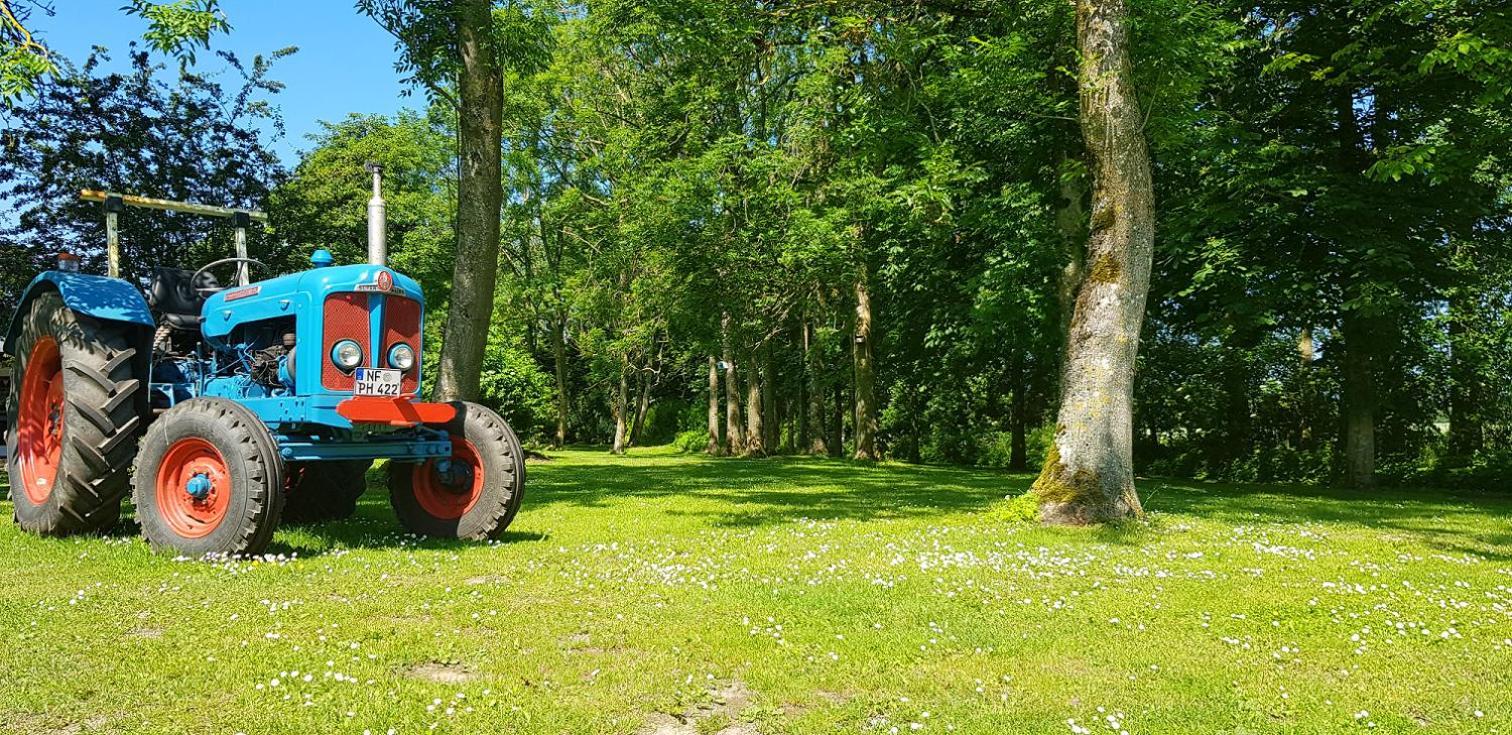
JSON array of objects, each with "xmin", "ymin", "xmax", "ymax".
[{"xmin": 30, "ymin": 0, "xmax": 415, "ymax": 162}]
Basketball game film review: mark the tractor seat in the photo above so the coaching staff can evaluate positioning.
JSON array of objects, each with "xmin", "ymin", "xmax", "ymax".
[{"xmin": 146, "ymin": 267, "xmax": 218, "ymax": 330}]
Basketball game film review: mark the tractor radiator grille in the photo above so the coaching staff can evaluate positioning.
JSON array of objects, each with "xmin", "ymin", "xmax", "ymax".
[
  {"xmin": 322, "ymin": 293, "xmax": 370, "ymax": 391},
  {"xmin": 383, "ymin": 295, "xmax": 421, "ymax": 395}
]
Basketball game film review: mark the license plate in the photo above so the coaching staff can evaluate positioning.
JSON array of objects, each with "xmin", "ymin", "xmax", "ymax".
[{"xmin": 353, "ymin": 367, "xmax": 402, "ymax": 396}]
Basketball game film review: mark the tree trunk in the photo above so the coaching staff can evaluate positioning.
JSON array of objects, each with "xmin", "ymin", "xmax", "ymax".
[
  {"xmin": 745, "ymin": 370, "xmax": 766, "ymax": 457},
  {"xmin": 763, "ymin": 348, "xmax": 779, "ymax": 451},
  {"xmin": 798, "ymin": 322, "xmax": 811, "ymax": 453},
  {"xmin": 722, "ymin": 314, "xmax": 747, "ymax": 455},
  {"xmin": 1056, "ymin": 154, "xmax": 1088, "ymax": 401},
  {"xmin": 1297, "ymin": 327, "xmax": 1315, "ymax": 447},
  {"xmin": 551, "ymin": 310, "xmax": 569, "ymax": 447},
  {"xmin": 1340, "ymin": 312, "xmax": 1377, "ymax": 488},
  {"xmin": 1032, "ymin": 0, "xmax": 1152, "ymax": 525},
  {"xmin": 628, "ymin": 372, "xmax": 652, "ymax": 448},
  {"xmin": 434, "ymin": 0, "xmax": 503, "ymax": 402},
  {"xmin": 707, "ymin": 356, "xmax": 723, "ymax": 455},
  {"xmin": 830, "ymin": 380, "xmax": 845, "ymax": 458},
  {"xmin": 610, "ymin": 369, "xmax": 629, "ymax": 455},
  {"xmin": 1446, "ymin": 254, "xmax": 1484, "ymax": 457},
  {"xmin": 853, "ymin": 268, "xmax": 879, "ymax": 461}
]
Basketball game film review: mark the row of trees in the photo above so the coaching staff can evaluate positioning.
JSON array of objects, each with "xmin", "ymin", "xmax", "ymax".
[{"xmin": 3, "ymin": 1, "xmax": 1509, "ymax": 518}]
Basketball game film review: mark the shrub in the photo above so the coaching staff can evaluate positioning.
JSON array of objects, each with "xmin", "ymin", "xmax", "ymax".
[
  {"xmin": 478, "ymin": 342, "xmax": 556, "ymax": 444},
  {"xmin": 673, "ymin": 429, "xmax": 711, "ymax": 453}
]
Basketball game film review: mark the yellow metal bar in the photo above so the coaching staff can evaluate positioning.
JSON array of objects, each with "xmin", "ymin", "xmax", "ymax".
[{"xmin": 80, "ymin": 189, "xmax": 268, "ymax": 222}]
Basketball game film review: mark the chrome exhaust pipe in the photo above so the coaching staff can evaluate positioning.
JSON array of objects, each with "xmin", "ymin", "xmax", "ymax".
[{"xmin": 365, "ymin": 162, "xmax": 387, "ymax": 266}]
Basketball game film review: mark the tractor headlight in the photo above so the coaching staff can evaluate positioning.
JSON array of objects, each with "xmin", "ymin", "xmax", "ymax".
[
  {"xmin": 387, "ymin": 343, "xmax": 415, "ymax": 370},
  {"xmin": 331, "ymin": 339, "xmax": 363, "ymax": 370}
]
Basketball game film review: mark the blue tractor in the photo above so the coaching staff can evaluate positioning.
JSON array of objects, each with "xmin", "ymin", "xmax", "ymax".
[{"xmin": 3, "ymin": 175, "xmax": 524, "ymax": 556}]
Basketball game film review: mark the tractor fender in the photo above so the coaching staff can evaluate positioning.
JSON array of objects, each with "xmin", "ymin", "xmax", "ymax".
[{"xmin": 2, "ymin": 272, "xmax": 155, "ymax": 355}]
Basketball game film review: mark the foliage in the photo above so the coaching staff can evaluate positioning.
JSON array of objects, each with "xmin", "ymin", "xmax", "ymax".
[
  {"xmin": 477, "ymin": 337, "xmax": 556, "ymax": 443},
  {"xmin": 0, "ymin": 47, "xmax": 288, "ymax": 310},
  {"xmin": 122, "ymin": 0, "xmax": 229, "ymax": 67},
  {"xmin": 305, "ymin": 0, "xmax": 1507, "ymax": 492},
  {"xmin": 0, "ymin": 0, "xmax": 230, "ymax": 105}
]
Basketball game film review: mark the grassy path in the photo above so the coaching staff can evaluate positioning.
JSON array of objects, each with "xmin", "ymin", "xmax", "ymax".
[{"xmin": 2, "ymin": 447, "xmax": 1510, "ymax": 734}]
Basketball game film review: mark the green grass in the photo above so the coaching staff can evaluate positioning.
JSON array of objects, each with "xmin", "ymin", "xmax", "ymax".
[{"xmin": 2, "ymin": 447, "xmax": 1510, "ymax": 734}]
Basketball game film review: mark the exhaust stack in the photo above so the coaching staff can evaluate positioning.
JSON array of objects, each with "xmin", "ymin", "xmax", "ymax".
[{"xmin": 365, "ymin": 162, "xmax": 387, "ymax": 266}]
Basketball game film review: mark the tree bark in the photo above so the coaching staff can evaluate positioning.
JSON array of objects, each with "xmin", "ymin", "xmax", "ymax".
[
  {"xmin": 722, "ymin": 313, "xmax": 747, "ymax": 455},
  {"xmin": 830, "ymin": 379, "xmax": 845, "ymax": 458},
  {"xmin": 434, "ymin": 0, "xmax": 503, "ymax": 401},
  {"xmin": 798, "ymin": 322, "xmax": 811, "ymax": 453},
  {"xmin": 628, "ymin": 372, "xmax": 651, "ymax": 447},
  {"xmin": 707, "ymin": 356, "xmax": 723, "ymax": 455},
  {"xmin": 610, "ymin": 369, "xmax": 629, "ymax": 455},
  {"xmin": 1340, "ymin": 311, "xmax": 1377, "ymax": 488},
  {"xmin": 551, "ymin": 309, "xmax": 569, "ymax": 447},
  {"xmin": 853, "ymin": 268, "xmax": 879, "ymax": 461},
  {"xmin": 745, "ymin": 370, "xmax": 766, "ymax": 457},
  {"xmin": 1032, "ymin": 0, "xmax": 1152, "ymax": 525},
  {"xmin": 763, "ymin": 347, "xmax": 779, "ymax": 451},
  {"xmin": 1446, "ymin": 249, "xmax": 1484, "ymax": 457},
  {"xmin": 1056, "ymin": 155, "xmax": 1088, "ymax": 400}
]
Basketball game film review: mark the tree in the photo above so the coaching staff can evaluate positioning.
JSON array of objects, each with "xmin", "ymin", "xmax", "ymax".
[
  {"xmin": 1031, "ymin": 0, "xmax": 1152, "ymax": 524},
  {"xmin": 359, "ymin": 0, "xmax": 552, "ymax": 401},
  {"xmin": 0, "ymin": 47, "xmax": 286, "ymax": 309},
  {"xmin": 1, "ymin": 0, "xmax": 229, "ymax": 105}
]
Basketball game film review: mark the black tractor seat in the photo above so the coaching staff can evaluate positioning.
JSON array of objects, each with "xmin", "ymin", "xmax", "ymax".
[{"xmin": 146, "ymin": 267, "xmax": 219, "ymax": 331}]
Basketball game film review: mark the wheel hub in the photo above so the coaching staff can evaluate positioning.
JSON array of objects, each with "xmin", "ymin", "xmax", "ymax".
[
  {"xmin": 432, "ymin": 458, "xmax": 474, "ymax": 493},
  {"xmin": 154, "ymin": 437, "xmax": 231, "ymax": 539},
  {"xmin": 185, "ymin": 473, "xmax": 214, "ymax": 500},
  {"xmin": 410, "ymin": 438, "xmax": 486, "ymax": 520}
]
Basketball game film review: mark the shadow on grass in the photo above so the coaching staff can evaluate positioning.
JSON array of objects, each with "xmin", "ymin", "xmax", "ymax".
[
  {"xmin": 1141, "ymin": 476, "xmax": 1512, "ymax": 560},
  {"xmin": 527, "ymin": 452, "xmax": 1030, "ymax": 527},
  {"xmin": 2, "ymin": 451, "xmax": 1509, "ymax": 561}
]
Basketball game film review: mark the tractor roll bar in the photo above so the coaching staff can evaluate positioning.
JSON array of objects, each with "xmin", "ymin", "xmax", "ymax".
[{"xmin": 79, "ymin": 190, "xmax": 267, "ymax": 286}]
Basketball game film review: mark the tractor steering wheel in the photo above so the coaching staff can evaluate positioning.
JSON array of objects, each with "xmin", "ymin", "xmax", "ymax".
[{"xmin": 192, "ymin": 258, "xmax": 269, "ymax": 294}]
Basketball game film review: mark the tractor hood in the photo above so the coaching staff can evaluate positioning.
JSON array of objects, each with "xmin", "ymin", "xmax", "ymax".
[{"xmin": 200, "ymin": 264, "xmax": 423, "ymax": 341}]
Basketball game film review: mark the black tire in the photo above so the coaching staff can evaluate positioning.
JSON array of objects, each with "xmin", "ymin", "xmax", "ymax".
[
  {"xmin": 282, "ymin": 460, "xmax": 371, "ymax": 523},
  {"xmin": 132, "ymin": 398, "xmax": 285, "ymax": 556},
  {"xmin": 6, "ymin": 291, "xmax": 146, "ymax": 535},
  {"xmin": 389, "ymin": 401, "xmax": 524, "ymax": 540}
]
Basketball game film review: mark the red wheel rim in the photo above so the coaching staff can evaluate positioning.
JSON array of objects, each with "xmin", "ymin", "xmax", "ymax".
[
  {"xmin": 412, "ymin": 438, "xmax": 484, "ymax": 520},
  {"xmin": 16, "ymin": 336, "xmax": 64, "ymax": 504},
  {"xmin": 154, "ymin": 437, "xmax": 231, "ymax": 538}
]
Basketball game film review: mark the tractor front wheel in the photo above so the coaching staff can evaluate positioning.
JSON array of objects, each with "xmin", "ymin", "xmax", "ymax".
[
  {"xmin": 388, "ymin": 402, "xmax": 524, "ymax": 540},
  {"xmin": 6, "ymin": 291, "xmax": 145, "ymax": 535},
  {"xmin": 132, "ymin": 398, "xmax": 285, "ymax": 556}
]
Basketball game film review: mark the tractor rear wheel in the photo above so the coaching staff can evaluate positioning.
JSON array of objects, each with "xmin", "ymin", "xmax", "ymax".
[
  {"xmin": 132, "ymin": 398, "xmax": 285, "ymax": 556},
  {"xmin": 388, "ymin": 402, "xmax": 525, "ymax": 540},
  {"xmin": 282, "ymin": 460, "xmax": 371, "ymax": 523},
  {"xmin": 6, "ymin": 291, "xmax": 145, "ymax": 535}
]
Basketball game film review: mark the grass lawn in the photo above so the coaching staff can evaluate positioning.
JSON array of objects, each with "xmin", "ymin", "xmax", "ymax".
[{"xmin": 2, "ymin": 447, "xmax": 1510, "ymax": 734}]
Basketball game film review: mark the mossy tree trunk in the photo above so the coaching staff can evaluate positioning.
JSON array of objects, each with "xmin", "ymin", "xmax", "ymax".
[{"xmin": 1032, "ymin": 0, "xmax": 1152, "ymax": 525}]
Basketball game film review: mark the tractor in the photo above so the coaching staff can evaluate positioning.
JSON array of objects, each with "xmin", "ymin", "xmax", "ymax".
[{"xmin": 2, "ymin": 168, "xmax": 524, "ymax": 556}]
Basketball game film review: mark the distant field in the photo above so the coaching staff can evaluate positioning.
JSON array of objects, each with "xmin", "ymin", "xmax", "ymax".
[{"xmin": 2, "ymin": 447, "xmax": 1509, "ymax": 734}]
